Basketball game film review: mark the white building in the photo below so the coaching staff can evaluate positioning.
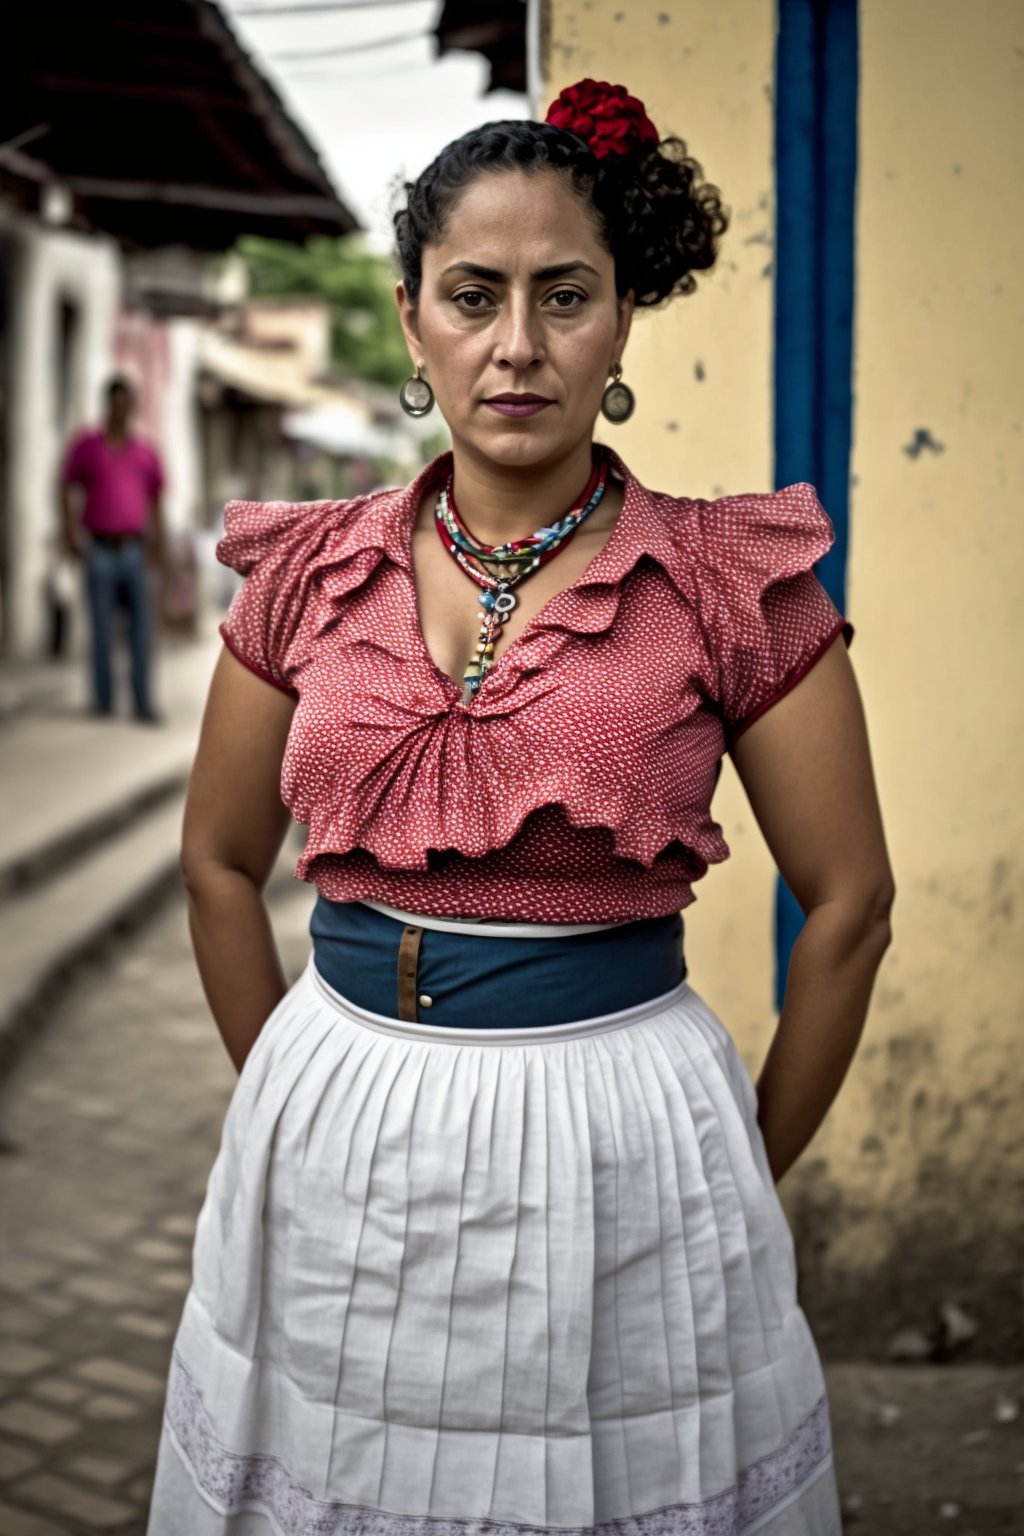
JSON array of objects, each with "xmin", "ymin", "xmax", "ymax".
[{"xmin": 0, "ymin": 0, "xmax": 357, "ymax": 658}]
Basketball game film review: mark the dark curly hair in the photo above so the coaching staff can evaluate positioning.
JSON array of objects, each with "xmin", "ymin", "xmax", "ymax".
[{"xmin": 393, "ymin": 119, "xmax": 728, "ymax": 308}]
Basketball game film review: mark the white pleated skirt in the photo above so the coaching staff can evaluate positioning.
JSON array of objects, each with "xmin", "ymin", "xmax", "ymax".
[{"xmin": 147, "ymin": 953, "xmax": 841, "ymax": 1535}]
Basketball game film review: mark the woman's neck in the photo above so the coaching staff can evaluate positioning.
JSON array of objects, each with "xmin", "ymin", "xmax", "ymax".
[{"xmin": 447, "ymin": 439, "xmax": 600, "ymax": 545}]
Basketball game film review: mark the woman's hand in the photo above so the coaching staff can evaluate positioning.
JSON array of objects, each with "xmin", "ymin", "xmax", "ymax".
[{"xmin": 730, "ymin": 635, "xmax": 896, "ymax": 1182}]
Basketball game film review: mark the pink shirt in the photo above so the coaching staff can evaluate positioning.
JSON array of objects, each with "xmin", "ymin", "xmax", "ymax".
[
  {"xmin": 217, "ymin": 450, "xmax": 853, "ymax": 924},
  {"xmin": 62, "ymin": 430, "xmax": 164, "ymax": 535}
]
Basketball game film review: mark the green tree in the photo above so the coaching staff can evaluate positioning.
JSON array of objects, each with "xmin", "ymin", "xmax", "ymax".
[{"xmin": 236, "ymin": 235, "xmax": 411, "ymax": 389}]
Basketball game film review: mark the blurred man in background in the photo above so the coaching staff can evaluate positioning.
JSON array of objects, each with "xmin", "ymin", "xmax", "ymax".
[{"xmin": 61, "ymin": 376, "xmax": 167, "ymax": 723}]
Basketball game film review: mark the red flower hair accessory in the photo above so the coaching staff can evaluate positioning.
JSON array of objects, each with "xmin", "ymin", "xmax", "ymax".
[{"xmin": 544, "ymin": 78, "xmax": 660, "ymax": 160}]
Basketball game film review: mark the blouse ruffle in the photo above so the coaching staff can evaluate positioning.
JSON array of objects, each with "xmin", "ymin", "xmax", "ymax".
[
  {"xmin": 675, "ymin": 480, "xmax": 854, "ymax": 738},
  {"xmin": 213, "ymin": 456, "xmax": 853, "ymax": 919},
  {"xmin": 216, "ymin": 493, "xmax": 391, "ymax": 694}
]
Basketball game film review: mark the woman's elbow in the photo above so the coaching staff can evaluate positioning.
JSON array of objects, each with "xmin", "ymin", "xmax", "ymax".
[
  {"xmin": 179, "ymin": 847, "xmax": 215, "ymax": 900},
  {"xmin": 866, "ymin": 876, "xmax": 896, "ymax": 952},
  {"xmin": 179, "ymin": 844, "xmax": 242, "ymax": 900},
  {"xmin": 180, "ymin": 832, "xmax": 279, "ymax": 899},
  {"xmin": 812, "ymin": 875, "xmax": 895, "ymax": 953}
]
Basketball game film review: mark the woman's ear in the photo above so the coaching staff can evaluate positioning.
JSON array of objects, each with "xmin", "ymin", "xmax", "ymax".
[{"xmin": 395, "ymin": 282, "xmax": 423, "ymax": 368}]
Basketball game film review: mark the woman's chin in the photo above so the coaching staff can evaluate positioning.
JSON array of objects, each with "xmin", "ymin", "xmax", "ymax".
[{"xmin": 457, "ymin": 418, "xmax": 585, "ymax": 469}]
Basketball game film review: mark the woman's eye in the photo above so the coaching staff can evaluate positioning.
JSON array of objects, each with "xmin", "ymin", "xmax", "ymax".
[
  {"xmin": 453, "ymin": 289, "xmax": 492, "ymax": 311},
  {"xmin": 451, "ymin": 287, "xmax": 585, "ymax": 313},
  {"xmin": 547, "ymin": 289, "xmax": 587, "ymax": 311}
]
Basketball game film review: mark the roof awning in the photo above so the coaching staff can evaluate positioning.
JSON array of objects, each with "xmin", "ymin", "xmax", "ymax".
[
  {"xmin": 0, "ymin": 0, "xmax": 358, "ymax": 248},
  {"xmin": 434, "ymin": 0, "xmax": 528, "ymax": 95},
  {"xmin": 284, "ymin": 404, "xmax": 397, "ymax": 459},
  {"xmin": 199, "ymin": 328, "xmax": 372, "ymax": 413}
]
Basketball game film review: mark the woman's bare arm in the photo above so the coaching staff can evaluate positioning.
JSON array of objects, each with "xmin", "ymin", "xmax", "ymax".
[
  {"xmin": 180, "ymin": 648, "xmax": 298, "ymax": 1072},
  {"xmin": 730, "ymin": 635, "xmax": 896, "ymax": 1182}
]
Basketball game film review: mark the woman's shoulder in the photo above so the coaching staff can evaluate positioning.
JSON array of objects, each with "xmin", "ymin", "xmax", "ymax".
[
  {"xmin": 215, "ymin": 483, "xmax": 405, "ymax": 578},
  {"xmin": 626, "ymin": 469, "xmax": 851, "ymax": 732},
  {"xmin": 630, "ymin": 469, "xmax": 838, "ymax": 593}
]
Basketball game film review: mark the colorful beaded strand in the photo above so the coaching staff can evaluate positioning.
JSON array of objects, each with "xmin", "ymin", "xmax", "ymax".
[
  {"xmin": 441, "ymin": 459, "xmax": 603, "ymax": 575},
  {"xmin": 434, "ymin": 455, "xmax": 609, "ymax": 701}
]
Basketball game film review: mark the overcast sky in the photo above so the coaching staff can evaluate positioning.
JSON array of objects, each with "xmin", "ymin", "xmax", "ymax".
[{"xmin": 221, "ymin": 0, "xmax": 531, "ymax": 251}]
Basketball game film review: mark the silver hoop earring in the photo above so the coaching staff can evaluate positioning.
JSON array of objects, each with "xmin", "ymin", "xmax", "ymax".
[
  {"xmin": 600, "ymin": 363, "xmax": 635, "ymax": 424},
  {"xmin": 399, "ymin": 362, "xmax": 435, "ymax": 418}
]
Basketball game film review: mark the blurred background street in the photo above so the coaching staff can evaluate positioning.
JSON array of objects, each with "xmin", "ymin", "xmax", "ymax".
[{"xmin": 0, "ymin": 0, "xmax": 1022, "ymax": 1532}]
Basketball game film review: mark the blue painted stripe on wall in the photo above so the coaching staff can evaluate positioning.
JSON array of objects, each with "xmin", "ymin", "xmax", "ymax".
[{"xmin": 772, "ymin": 0, "xmax": 859, "ymax": 1010}]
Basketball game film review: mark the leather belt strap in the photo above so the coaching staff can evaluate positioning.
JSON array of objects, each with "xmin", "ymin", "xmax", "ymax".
[
  {"xmin": 91, "ymin": 531, "xmax": 143, "ymax": 546},
  {"xmin": 397, "ymin": 923, "xmax": 424, "ymax": 1022}
]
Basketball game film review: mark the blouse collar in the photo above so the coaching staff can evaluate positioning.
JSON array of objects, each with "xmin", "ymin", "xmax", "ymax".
[{"xmin": 336, "ymin": 446, "xmax": 686, "ymax": 604}]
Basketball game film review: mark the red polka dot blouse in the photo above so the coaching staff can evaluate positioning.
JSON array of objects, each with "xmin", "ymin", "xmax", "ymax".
[{"xmin": 216, "ymin": 450, "xmax": 853, "ymax": 924}]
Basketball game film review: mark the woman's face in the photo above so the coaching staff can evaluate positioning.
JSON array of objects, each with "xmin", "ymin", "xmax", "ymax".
[{"xmin": 397, "ymin": 169, "xmax": 634, "ymax": 471}]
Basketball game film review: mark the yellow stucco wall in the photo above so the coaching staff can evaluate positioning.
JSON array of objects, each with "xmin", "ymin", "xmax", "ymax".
[
  {"xmin": 829, "ymin": 0, "xmax": 1024, "ymax": 1343},
  {"xmin": 539, "ymin": 0, "xmax": 1023, "ymax": 1352},
  {"xmin": 541, "ymin": 0, "xmax": 783, "ymax": 1044}
]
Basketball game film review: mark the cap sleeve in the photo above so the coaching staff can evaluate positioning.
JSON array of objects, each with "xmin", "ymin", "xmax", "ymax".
[
  {"xmin": 216, "ymin": 500, "xmax": 316, "ymax": 695},
  {"xmin": 691, "ymin": 481, "xmax": 854, "ymax": 745}
]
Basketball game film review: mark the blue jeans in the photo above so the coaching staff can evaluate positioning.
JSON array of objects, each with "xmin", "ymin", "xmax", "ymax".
[{"xmin": 84, "ymin": 537, "xmax": 153, "ymax": 715}]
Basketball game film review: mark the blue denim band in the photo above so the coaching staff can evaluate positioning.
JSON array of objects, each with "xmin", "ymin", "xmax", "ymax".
[{"xmin": 309, "ymin": 897, "xmax": 686, "ymax": 1029}]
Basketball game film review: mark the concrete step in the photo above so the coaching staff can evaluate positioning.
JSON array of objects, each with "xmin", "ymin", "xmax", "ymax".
[
  {"xmin": 0, "ymin": 631, "xmax": 300, "ymax": 1080},
  {"xmin": 0, "ymin": 766, "xmax": 189, "ymax": 900},
  {"xmin": 0, "ymin": 785, "xmax": 308, "ymax": 1081},
  {"xmin": 0, "ymin": 676, "xmax": 209, "ymax": 901},
  {"xmin": 0, "ymin": 793, "xmax": 187, "ymax": 1078}
]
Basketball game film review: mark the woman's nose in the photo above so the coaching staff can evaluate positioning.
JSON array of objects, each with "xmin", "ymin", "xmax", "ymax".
[{"xmin": 493, "ymin": 299, "xmax": 544, "ymax": 370}]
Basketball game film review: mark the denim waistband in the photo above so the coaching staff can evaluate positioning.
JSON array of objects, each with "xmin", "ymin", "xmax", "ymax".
[{"xmin": 309, "ymin": 897, "xmax": 686, "ymax": 1029}]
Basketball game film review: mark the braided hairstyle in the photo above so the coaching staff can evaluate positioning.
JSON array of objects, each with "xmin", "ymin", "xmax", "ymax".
[{"xmin": 393, "ymin": 103, "xmax": 728, "ymax": 309}]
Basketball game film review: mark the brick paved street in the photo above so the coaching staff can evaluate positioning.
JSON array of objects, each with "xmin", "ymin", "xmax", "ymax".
[
  {"xmin": 0, "ymin": 875, "xmax": 1021, "ymax": 1533},
  {"xmin": 0, "ymin": 873, "xmax": 315, "ymax": 1534}
]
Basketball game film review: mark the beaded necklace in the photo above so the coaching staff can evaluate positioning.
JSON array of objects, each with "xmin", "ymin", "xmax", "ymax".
[{"xmin": 434, "ymin": 453, "xmax": 610, "ymax": 702}]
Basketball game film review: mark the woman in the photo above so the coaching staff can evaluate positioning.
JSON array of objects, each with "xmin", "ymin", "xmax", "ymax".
[{"xmin": 148, "ymin": 80, "xmax": 893, "ymax": 1535}]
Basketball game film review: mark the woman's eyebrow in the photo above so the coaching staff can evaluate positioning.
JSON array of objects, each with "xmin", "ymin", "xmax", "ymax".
[{"xmin": 439, "ymin": 260, "xmax": 601, "ymax": 281}]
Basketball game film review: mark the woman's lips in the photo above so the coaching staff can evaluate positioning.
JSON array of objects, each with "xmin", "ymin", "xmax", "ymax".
[{"xmin": 483, "ymin": 397, "xmax": 553, "ymax": 418}]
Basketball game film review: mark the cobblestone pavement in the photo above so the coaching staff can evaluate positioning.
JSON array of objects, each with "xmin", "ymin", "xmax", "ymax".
[
  {"xmin": 0, "ymin": 875, "xmax": 315, "ymax": 1535},
  {"xmin": 0, "ymin": 882, "xmax": 1021, "ymax": 1534}
]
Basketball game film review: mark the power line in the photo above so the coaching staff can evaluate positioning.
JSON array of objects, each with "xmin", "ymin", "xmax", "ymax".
[
  {"xmin": 271, "ymin": 26, "xmax": 430, "ymax": 59},
  {"xmin": 275, "ymin": 56, "xmax": 440, "ymax": 81},
  {"xmin": 235, "ymin": 1, "xmax": 432, "ymax": 15}
]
